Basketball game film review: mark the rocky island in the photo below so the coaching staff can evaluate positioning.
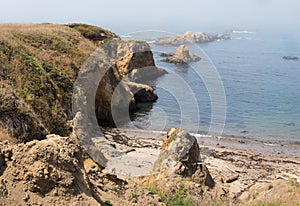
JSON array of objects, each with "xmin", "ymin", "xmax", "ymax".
[
  {"xmin": 0, "ymin": 23, "xmax": 299, "ymax": 206},
  {"xmin": 155, "ymin": 31, "xmax": 230, "ymax": 45},
  {"xmin": 161, "ymin": 45, "xmax": 201, "ymax": 65}
]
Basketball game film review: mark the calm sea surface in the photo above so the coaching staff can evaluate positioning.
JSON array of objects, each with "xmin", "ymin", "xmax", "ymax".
[{"xmin": 122, "ymin": 30, "xmax": 300, "ymax": 143}]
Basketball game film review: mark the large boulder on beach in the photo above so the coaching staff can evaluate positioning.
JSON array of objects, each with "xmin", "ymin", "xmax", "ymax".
[
  {"xmin": 152, "ymin": 128, "xmax": 214, "ymax": 187},
  {"xmin": 161, "ymin": 45, "xmax": 201, "ymax": 65}
]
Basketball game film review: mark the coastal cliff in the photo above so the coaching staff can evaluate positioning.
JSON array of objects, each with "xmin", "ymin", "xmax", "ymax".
[
  {"xmin": 0, "ymin": 23, "xmax": 164, "ymax": 141},
  {"xmin": 1, "ymin": 24, "xmax": 299, "ymax": 206}
]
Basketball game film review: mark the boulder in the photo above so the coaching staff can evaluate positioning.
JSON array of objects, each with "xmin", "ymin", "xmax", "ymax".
[
  {"xmin": 161, "ymin": 45, "xmax": 201, "ymax": 65},
  {"xmin": 152, "ymin": 128, "xmax": 214, "ymax": 187}
]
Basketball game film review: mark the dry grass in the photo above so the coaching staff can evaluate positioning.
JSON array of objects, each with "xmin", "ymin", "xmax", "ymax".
[{"xmin": 0, "ymin": 23, "xmax": 114, "ymax": 140}]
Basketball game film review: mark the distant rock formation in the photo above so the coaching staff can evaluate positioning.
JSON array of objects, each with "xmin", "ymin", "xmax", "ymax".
[
  {"xmin": 152, "ymin": 128, "xmax": 214, "ymax": 187},
  {"xmin": 161, "ymin": 45, "xmax": 201, "ymax": 65},
  {"xmin": 155, "ymin": 31, "xmax": 230, "ymax": 45},
  {"xmin": 282, "ymin": 56, "xmax": 299, "ymax": 61}
]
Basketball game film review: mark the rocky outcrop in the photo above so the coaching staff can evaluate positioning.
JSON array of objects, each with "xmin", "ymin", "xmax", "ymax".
[
  {"xmin": 74, "ymin": 39, "xmax": 162, "ymax": 127},
  {"xmin": 152, "ymin": 128, "xmax": 214, "ymax": 187},
  {"xmin": 0, "ymin": 133, "xmax": 162, "ymax": 205},
  {"xmin": 155, "ymin": 31, "xmax": 230, "ymax": 45},
  {"xmin": 282, "ymin": 56, "xmax": 299, "ymax": 61},
  {"xmin": 116, "ymin": 41, "xmax": 167, "ymax": 82},
  {"xmin": 161, "ymin": 45, "xmax": 201, "ymax": 65}
]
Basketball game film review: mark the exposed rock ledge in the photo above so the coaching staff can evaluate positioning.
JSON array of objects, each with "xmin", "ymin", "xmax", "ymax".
[
  {"xmin": 161, "ymin": 45, "xmax": 201, "ymax": 65},
  {"xmin": 155, "ymin": 31, "xmax": 230, "ymax": 45},
  {"xmin": 74, "ymin": 39, "xmax": 166, "ymax": 126}
]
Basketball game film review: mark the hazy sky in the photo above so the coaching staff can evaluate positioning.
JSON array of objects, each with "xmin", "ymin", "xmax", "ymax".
[{"xmin": 1, "ymin": 0, "xmax": 300, "ymax": 34}]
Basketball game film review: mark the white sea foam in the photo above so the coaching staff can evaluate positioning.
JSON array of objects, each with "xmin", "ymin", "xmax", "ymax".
[
  {"xmin": 120, "ymin": 34, "xmax": 132, "ymax": 39},
  {"xmin": 232, "ymin": 30, "xmax": 255, "ymax": 34}
]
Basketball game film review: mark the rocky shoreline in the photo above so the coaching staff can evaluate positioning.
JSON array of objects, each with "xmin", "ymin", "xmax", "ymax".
[
  {"xmin": 100, "ymin": 128, "xmax": 300, "ymax": 205},
  {"xmin": 1, "ymin": 23, "xmax": 299, "ymax": 205}
]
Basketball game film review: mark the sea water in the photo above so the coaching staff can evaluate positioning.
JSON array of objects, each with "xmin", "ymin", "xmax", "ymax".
[{"xmin": 123, "ymin": 30, "xmax": 300, "ymax": 144}]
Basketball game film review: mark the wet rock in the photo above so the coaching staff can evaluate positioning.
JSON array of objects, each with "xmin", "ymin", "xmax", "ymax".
[
  {"xmin": 126, "ymin": 81, "xmax": 158, "ymax": 102},
  {"xmin": 159, "ymin": 52, "xmax": 174, "ymax": 57},
  {"xmin": 282, "ymin": 56, "xmax": 299, "ymax": 60}
]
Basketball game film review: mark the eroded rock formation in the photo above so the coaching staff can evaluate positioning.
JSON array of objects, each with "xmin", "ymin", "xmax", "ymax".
[{"xmin": 161, "ymin": 45, "xmax": 201, "ymax": 65}]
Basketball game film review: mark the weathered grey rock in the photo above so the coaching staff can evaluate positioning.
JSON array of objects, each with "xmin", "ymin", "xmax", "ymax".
[{"xmin": 152, "ymin": 128, "xmax": 214, "ymax": 187}]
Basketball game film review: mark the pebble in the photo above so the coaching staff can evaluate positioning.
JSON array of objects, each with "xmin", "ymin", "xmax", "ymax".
[{"xmin": 23, "ymin": 194, "xmax": 30, "ymax": 202}]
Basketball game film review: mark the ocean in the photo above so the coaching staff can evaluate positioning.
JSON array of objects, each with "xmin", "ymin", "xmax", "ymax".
[{"xmin": 121, "ymin": 30, "xmax": 300, "ymax": 144}]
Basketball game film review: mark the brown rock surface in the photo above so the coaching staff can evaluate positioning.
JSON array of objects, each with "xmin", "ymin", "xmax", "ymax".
[
  {"xmin": 0, "ymin": 133, "xmax": 162, "ymax": 205},
  {"xmin": 161, "ymin": 45, "xmax": 201, "ymax": 65}
]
